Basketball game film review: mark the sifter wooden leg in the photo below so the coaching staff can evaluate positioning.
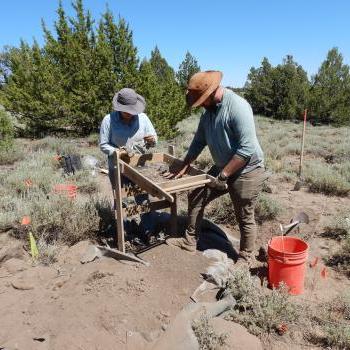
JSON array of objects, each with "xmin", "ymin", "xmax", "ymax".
[
  {"xmin": 112, "ymin": 151, "xmax": 125, "ymax": 252},
  {"xmin": 170, "ymin": 193, "xmax": 178, "ymax": 236}
]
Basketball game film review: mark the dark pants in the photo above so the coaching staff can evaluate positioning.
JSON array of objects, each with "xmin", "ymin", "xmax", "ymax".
[{"xmin": 187, "ymin": 166, "xmax": 267, "ymax": 252}]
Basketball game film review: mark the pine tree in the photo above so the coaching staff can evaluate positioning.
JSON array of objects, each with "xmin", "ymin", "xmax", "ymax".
[
  {"xmin": 245, "ymin": 57, "xmax": 274, "ymax": 116},
  {"xmin": 150, "ymin": 46, "xmax": 174, "ymax": 82},
  {"xmin": 272, "ymin": 55, "xmax": 309, "ymax": 120},
  {"xmin": 309, "ymin": 47, "xmax": 350, "ymax": 124},
  {"xmin": 176, "ymin": 51, "xmax": 200, "ymax": 90},
  {"xmin": 139, "ymin": 51, "xmax": 188, "ymax": 138},
  {"xmin": 101, "ymin": 8, "xmax": 139, "ymax": 88},
  {"xmin": 0, "ymin": 0, "xmax": 191, "ymax": 136},
  {"xmin": 245, "ymin": 56, "xmax": 309, "ymax": 120}
]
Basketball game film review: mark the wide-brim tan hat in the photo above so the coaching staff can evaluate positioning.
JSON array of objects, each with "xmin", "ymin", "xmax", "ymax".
[
  {"xmin": 112, "ymin": 88, "xmax": 146, "ymax": 115},
  {"xmin": 186, "ymin": 70, "xmax": 223, "ymax": 107}
]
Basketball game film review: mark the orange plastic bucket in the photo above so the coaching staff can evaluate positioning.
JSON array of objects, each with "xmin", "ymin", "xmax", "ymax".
[
  {"xmin": 268, "ymin": 236, "xmax": 309, "ymax": 295},
  {"xmin": 53, "ymin": 184, "xmax": 77, "ymax": 199}
]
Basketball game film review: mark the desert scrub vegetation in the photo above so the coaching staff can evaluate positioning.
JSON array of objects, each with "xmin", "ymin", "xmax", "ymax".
[
  {"xmin": 0, "ymin": 108, "xmax": 14, "ymax": 149},
  {"xmin": 306, "ymin": 294, "xmax": 350, "ymax": 349},
  {"xmin": 192, "ymin": 312, "xmax": 227, "ymax": 350},
  {"xmin": 324, "ymin": 211, "xmax": 350, "ymax": 239},
  {"xmin": 256, "ymin": 116, "xmax": 350, "ymax": 195},
  {"xmin": 254, "ymin": 193, "xmax": 283, "ymax": 223},
  {"xmin": 175, "ymin": 115, "xmax": 350, "ymax": 197},
  {"xmin": 303, "ymin": 160, "xmax": 350, "ymax": 196},
  {"xmin": 0, "ymin": 108, "xmax": 24, "ymax": 165},
  {"xmin": 225, "ymin": 265, "xmax": 299, "ymax": 336},
  {"xmin": 323, "ymin": 211, "xmax": 350, "ymax": 276},
  {"xmin": 207, "ymin": 193, "xmax": 282, "ymax": 225},
  {"xmin": 326, "ymin": 236, "xmax": 350, "ymax": 276},
  {"xmin": 0, "ymin": 139, "xmax": 113, "ymax": 264}
]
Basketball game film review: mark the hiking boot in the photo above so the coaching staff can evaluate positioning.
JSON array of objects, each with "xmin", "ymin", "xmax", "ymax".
[
  {"xmin": 166, "ymin": 232, "xmax": 197, "ymax": 253},
  {"xmin": 235, "ymin": 250, "xmax": 257, "ymax": 268}
]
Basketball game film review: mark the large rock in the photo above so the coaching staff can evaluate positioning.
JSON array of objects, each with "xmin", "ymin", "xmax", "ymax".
[
  {"xmin": 0, "ymin": 240, "xmax": 24, "ymax": 263},
  {"xmin": 210, "ymin": 318, "xmax": 263, "ymax": 350}
]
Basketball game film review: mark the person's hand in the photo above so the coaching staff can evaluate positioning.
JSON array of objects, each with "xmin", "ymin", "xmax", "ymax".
[
  {"xmin": 144, "ymin": 135, "xmax": 156, "ymax": 147},
  {"xmin": 164, "ymin": 164, "xmax": 190, "ymax": 179},
  {"xmin": 212, "ymin": 172, "xmax": 228, "ymax": 190}
]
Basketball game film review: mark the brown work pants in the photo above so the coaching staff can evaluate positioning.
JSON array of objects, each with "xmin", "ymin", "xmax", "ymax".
[{"xmin": 187, "ymin": 166, "xmax": 266, "ymax": 252}]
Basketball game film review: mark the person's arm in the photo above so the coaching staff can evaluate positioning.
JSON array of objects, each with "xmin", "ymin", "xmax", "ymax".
[
  {"xmin": 221, "ymin": 104, "xmax": 256, "ymax": 178},
  {"xmin": 167, "ymin": 117, "xmax": 207, "ymax": 179},
  {"xmin": 99, "ymin": 115, "xmax": 116, "ymax": 156},
  {"xmin": 142, "ymin": 113, "xmax": 158, "ymax": 146}
]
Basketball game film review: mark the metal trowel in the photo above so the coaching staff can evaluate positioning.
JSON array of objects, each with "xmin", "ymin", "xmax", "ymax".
[{"xmin": 282, "ymin": 211, "xmax": 309, "ymax": 235}]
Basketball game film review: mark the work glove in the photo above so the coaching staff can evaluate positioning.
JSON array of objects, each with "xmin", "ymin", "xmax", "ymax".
[{"xmin": 213, "ymin": 172, "xmax": 228, "ymax": 191}]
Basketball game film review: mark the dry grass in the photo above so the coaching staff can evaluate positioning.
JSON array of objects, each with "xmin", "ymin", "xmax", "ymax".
[
  {"xmin": 225, "ymin": 265, "xmax": 299, "ymax": 336},
  {"xmin": 192, "ymin": 312, "xmax": 227, "ymax": 350},
  {"xmin": 323, "ymin": 211, "xmax": 350, "ymax": 276},
  {"xmin": 306, "ymin": 294, "xmax": 350, "ymax": 349},
  {"xmin": 0, "ymin": 137, "xmax": 113, "ymax": 263},
  {"xmin": 175, "ymin": 115, "xmax": 350, "ymax": 197},
  {"xmin": 207, "ymin": 193, "xmax": 282, "ymax": 226}
]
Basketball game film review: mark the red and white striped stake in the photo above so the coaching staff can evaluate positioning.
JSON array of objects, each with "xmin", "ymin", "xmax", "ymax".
[{"xmin": 298, "ymin": 109, "xmax": 308, "ymax": 178}]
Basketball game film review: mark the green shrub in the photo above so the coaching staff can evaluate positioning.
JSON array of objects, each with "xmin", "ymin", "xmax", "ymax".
[
  {"xmin": 327, "ymin": 236, "xmax": 350, "ymax": 276},
  {"xmin": 32, "ymin": 136, "xmax": 79, "ymax": 155},
  {"xmin": 70, "ymin": 169, "xmax": 99, "ymax": 194},
  {"xmin": 207, "ymin": 194, "xmax": 236, "ymax": 225},
  {"xmin": 324, "ymin": 212, "xmax": 350, "ymax": 239},
  {"xmin": 192, "ymin": 312, "xmax": 227, "ymax": 350},
  {"xmin": 0, "ymin": 147, "xmax": 23, "ymax": 165},
  {"xmin": 323, "ymin": 323, "xmax": 350, "ymax": 349},
  {"xmin": 307, "ymin": 294, "xmax": 350, "ymax": 349},
  {"xmin": 0, "ymin": 146, "xmax": 112, "ymax": 253},
  {"xmin": 255, "ymin": 193, "xmax": 282, "ymax": 223},
  {"xmin": 207, "ymin": 193, "xmax": 281, "ymax": 226},
  {"xmin": 0, "ymin": 108, "xmax": 14, "ymax": 151},
  {"xmin": 225, "ymin": 265, "xmax": 299, "ymax": 336},
  {"xmin": 304, "ymin": 161, "xmax": 350, "ymax": 196},
  {"xmin": 86, "ymin": 133, "xmax": 99, "ymax": 146}
]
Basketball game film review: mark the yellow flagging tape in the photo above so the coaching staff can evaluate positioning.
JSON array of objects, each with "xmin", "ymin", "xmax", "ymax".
[{"xmin": 29, "ymin": 232, "xmax": 39, "ymax": 260}]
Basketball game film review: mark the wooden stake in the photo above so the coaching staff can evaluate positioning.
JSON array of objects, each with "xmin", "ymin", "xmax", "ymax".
[
  {"xmin": 298, "ymin": 109, "xmax": 308, "ymax": 178},
  {"xmin": 168, "ymin": 144, "xmax": 175, "ymax": 156}
]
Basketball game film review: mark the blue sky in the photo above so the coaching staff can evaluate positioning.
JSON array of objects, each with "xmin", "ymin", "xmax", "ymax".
[{"xmin": 1, "ymin": 0, "xmax": 349, "ymax": 87}]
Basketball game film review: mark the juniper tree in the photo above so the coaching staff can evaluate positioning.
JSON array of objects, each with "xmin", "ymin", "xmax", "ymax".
[
  {"xmin": 309, "ymin": 47, "xmax": 350, "ymax": 125},
  {"xmin": 245, "ymin": 57, "xmax": 274, "ymax": 116},
  {"xmin": 272, "ymin": 55, "xmax": 310, "ymax": 120},
  {"xmin": 139, "ymin": 52, "xmax": 188, "ymax": 138},
  {"xmin": 177, "ymin": 51, "xmax": 200, "ymax": 90},
  {"xmin": 245, "ymin": 56, "xmax": 309, "ymax": 120},
  {"xmin": 101, "ymin": 9, "xmax": 139, "ymax": 89}
]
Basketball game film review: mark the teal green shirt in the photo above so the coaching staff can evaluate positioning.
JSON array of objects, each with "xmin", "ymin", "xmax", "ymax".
[{"xmin": 187, "ymin": 89, "xmax": 264, "ymax": 173}]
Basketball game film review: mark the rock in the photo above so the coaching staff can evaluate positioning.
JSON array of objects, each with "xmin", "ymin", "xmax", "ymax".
[
  {"xmin": 80, "ymin": 245, "xmax": 102, "ymax": 264},
  {"xmin": 11, "ymin": 279, "xmax": 34, "ymax": 290},
  {"xmin": 57, "ymin": 240, "xmax": 91, "ymax": 264},
  {"xmin": 0, "ymin": 240, "xmax": 24, "ymax": 263},
  {"xmin": 3, "ymin": 258, "xmax": 27, "ymax": 274},
  {"xmin": 210, "ymin": 318, "xmax": 263, "ymax": 350}
]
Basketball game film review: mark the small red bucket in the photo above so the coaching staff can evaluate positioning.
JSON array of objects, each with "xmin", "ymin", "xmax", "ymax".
[
  {"xmin": 53, "ymin": 184, "xmax": 77, "ymax": 199},
  {"xmin": 268, "ymin": 236, "xmax": 309, "ymax": 295}
]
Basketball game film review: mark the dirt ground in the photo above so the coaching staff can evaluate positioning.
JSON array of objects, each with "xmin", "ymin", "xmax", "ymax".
[{"xmin": 1, "ymin": 168, "xmax": 350, "ymax": 350}]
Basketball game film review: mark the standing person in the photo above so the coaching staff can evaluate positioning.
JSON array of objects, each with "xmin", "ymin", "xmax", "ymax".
[
  {"xmin": 167, "ymin": 71, "xmax": 266, "ymax": 263},
  {"xmin": 99, "ymin": 88, "xmax": 158, "ymax": 245},
  {"xmin": 99, "ymin": 87, "xmax": 157, "ymax": 186}
]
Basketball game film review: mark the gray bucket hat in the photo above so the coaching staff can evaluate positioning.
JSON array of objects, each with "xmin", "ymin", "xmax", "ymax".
[{"xmin": 112, "ymin": 88, "xmax": 146, "ymax": 115}]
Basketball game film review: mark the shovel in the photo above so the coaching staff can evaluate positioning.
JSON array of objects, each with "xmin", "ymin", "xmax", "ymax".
[
  {"xmin": 294, "ymin": 109, "xmax": 307, "ymax": 191},
  {"xmin": 281, "ymin": 211, "xmax": 309, "ymax": 236}
]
